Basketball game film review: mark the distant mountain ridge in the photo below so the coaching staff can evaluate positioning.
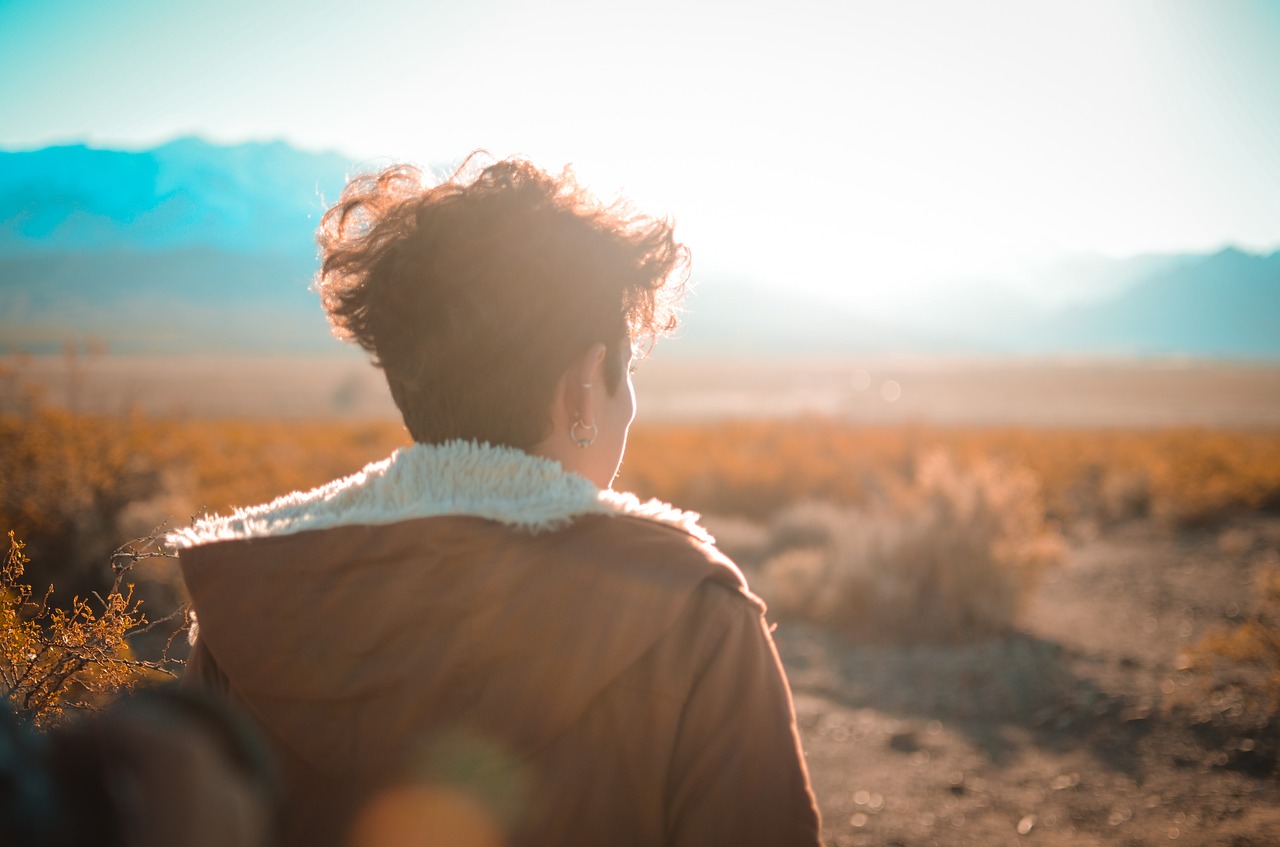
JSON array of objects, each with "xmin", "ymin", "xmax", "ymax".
[
  {"xmin": 0, "ymin": 137, "xmax": 350, "ymax": 255},
  {"xmin": 1, "ymin": 139, "xmax": 1276, "ymax": 358},
  {"xmin": 1032, "ymin": 248, "xmax": 1280, "ymax": 358}
]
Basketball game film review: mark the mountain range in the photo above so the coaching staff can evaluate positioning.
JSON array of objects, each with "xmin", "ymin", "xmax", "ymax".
[{"xmin": 1, "ymin": 139, "xmax": 1276, "ymax": 358}]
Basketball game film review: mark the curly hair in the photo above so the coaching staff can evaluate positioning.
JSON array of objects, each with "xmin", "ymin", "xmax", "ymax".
[{"xmin": 316, "ymin": 154, "xmax": 688, "ymax": 448}]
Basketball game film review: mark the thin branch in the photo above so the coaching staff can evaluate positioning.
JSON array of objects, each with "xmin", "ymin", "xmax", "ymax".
[{"xmin": 134, "ymin": 604, "xmax": 188, "ymax": 636}]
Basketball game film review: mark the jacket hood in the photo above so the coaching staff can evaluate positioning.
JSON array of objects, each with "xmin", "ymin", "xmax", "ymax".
[{"xmin": 175, "ymin": 441, "xmax": 749, "ymax": 779}]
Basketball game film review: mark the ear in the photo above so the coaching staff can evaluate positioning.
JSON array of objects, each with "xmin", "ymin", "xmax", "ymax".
[{"xmin": 551, "ymin": 343, "xmax": 608, "ymax": 430}]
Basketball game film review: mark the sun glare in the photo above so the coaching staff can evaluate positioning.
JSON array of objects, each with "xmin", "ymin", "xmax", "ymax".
[
  {"xmin": 365, "ymin": 0, "xmax": 1244, "ymax": 305},
  {"xmin": 1, "ymin": 0, "xmax": 1276, "ymax": 306}
]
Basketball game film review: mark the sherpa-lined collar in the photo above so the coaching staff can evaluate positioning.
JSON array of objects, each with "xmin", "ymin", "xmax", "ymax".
[{"xmin": 166, "ymin": 439, "xmax": 711, "ymax": 549}]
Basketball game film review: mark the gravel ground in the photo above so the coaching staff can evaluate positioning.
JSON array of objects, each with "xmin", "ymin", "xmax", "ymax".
[{"xmin": 776, "ymin": 516, "xmax": 1280, "ymax": 846}]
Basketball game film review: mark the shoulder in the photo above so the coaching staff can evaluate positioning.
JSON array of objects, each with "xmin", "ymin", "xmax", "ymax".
[{"xmin": 552, "ymin": 512, "xmax": 763, "ymax": 610}]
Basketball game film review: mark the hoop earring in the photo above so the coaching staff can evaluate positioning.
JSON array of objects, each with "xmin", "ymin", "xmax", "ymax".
[{"xmin": 571, "ymin": 417, "xmax": 598, "ymax": 448}]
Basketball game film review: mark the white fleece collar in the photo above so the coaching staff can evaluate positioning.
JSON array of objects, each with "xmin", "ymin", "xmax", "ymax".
[{"xmin": 166, "ymin": 439, "xmax": 712, "ymax": 549}]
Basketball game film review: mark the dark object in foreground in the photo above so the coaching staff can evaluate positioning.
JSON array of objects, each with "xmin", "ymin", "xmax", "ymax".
[{"xmin": 0, "ymin": 687, "xmax": 278, "ymax": 847}]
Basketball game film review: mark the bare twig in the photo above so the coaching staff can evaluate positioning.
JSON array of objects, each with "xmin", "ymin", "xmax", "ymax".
[{"xmin": 2, "ymin": 529, "xmax": 190, "ymax": 727}]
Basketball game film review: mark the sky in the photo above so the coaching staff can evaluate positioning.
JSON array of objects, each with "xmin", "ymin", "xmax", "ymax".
[{"xmin": 2, "ymin": 0, "xmax": 1279, "ymax": 311}]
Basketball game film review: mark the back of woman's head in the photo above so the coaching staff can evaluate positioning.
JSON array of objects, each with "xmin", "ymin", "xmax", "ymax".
[{"xmin": 316, "ymin": 154, "xmax": 688, "ymax": 448}]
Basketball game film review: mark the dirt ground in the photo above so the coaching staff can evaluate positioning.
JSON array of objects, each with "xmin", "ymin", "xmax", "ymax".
[{"xmin": 777, "ymin": 515, "xmax": 1280, "ymax": 846}]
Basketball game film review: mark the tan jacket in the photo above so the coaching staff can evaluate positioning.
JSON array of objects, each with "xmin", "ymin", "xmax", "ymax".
[{"xmin": 174, "ymin": 441, "xmax": 822, "ymax": 847}]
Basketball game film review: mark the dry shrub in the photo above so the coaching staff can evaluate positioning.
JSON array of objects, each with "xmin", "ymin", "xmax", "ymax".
[
  {"xmin": 620, "ymin": 421, "xmax": 1280, "ymax": 531},
  {"xmin": 6, "ymin": 356, "xmax": 1277, "ymax": 624},
  {"xmin": 1098, "ymin": 468, "xmax": 1153, "ymax": 523},
  {"xmin": 0, "ymin": 401, "xmax": 171, "ymax": 593},
  {"xmin": 754, "ymin": 452, "xmax": 1065, "ymax": 643},
  {"xmin": 1, "ymin": 358, "xmax": 406, "ymax": 598},
  {"xmin": 1181, "ymin": 561, "xmax": 1280, "ymax": 723},
  {"xmin": 1006, "ymin": 428, "xmax": 1280, "ymax": 530},
  {"xmin": 697, "ymin": 514, "xmax": 772, "ymax": 570},
  {"xmin": 1, "ymin": 532, "xmax": 185, "ymax": 727},
  {"xmin": 619, "ymin": 419, "xmax": 890, "ymax": 519}
]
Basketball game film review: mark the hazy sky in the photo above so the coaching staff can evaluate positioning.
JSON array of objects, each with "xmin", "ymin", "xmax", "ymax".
[{"xmin": 3, "ymin": 0, "xmax": 1278, "ymax": 306}]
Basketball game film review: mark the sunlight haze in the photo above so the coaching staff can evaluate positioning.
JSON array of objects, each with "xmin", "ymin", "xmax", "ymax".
[{"xmin": 2, "ymin": 0, "xmax": 1277, "ymax": 308}]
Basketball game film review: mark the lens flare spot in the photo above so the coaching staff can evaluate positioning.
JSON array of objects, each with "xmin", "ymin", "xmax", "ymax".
[{"xmin": 347, "ymin": 785, "xmax": 505, "ymax": 847}]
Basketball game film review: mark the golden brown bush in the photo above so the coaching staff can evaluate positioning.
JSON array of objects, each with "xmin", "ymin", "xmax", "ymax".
[
  {"xmin": 4, "ymin": 383, "xmax": 1277, "ymax": 654},
  {"xmin": 1181, "ymin": 563, "xmax": 1280, "ymax": 722},
  {"xmin": 620, "ymin": 421, "xmax": 1280, "ymax": 530},
  {"xmin": 1, "ymin": 532, "xmax": 184, "ymax": 727},
  {"xmin": 0, "ymin": 402, "xmax": 169, "ymax": 589},
  {"xmin": 0, "ymin": 400, "xmax": 406, "ymax": 596},
  {"xmin": 751, "ymin": 452, "xmax": 1066, "ymax": 643}
]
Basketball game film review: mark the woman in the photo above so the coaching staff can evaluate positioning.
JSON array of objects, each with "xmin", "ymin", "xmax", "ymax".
[{"xmin": 171, "ymin": 156, "xmax": 823, "ymax": 847}]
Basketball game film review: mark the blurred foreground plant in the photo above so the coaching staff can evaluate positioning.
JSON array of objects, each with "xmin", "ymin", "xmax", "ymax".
[
  {"xmin": 1, "ymin": 530, "xmax": 187, "ymax": 727},
  {"xmin": 753, "ymin": 451, "xmax": 1066, "ymax": 643}
]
